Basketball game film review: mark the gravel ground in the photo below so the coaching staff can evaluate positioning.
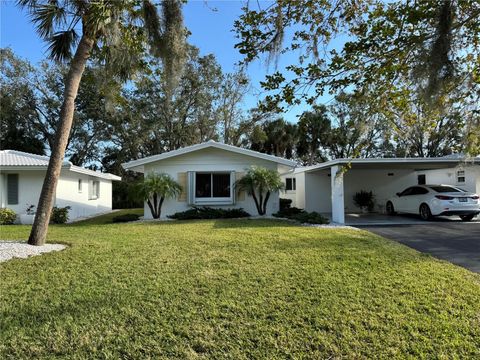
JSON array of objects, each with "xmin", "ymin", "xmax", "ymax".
[{"xmin": 0, "ymin": 241, "xmax": 66, "ymax": 263}]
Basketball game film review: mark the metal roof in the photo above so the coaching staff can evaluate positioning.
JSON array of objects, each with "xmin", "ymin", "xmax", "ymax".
[
  {"xmin": 0, "ymin": 150, "xmax": 121, "ymax": 181},
  {"xmin": 122, "ymin": 140, "xmax": 297, "ymax": 173}
]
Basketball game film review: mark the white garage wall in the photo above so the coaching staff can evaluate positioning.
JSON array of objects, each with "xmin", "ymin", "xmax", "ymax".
[
  {"xmin": 142, "ymin": 147, "xmax": 282, "ymax": 218},
  {"xmin": 420, "ymin": 165, "xmax": 480, "ymax": 193},
  {"xmin": 304, "ymin": 171, "xmax": 332, "ymax": 213}
]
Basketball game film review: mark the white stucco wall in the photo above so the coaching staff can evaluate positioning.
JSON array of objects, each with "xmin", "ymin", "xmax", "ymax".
[
  {"xmin": 0, "ymin": 169, "xmax": 113, "ymax": 221},
  {"xmin": 142, "ymin": 147, "xmax": 284, "ymax": 218},
  {"xmin": 296, "ymin": 168, "xmax": 418, "ymax": 214},
  {"xmin": 419, "ymin": 164, "xmax": 480, "ymax": 193}
]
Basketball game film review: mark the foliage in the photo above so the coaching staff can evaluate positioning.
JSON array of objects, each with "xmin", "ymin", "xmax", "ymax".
[
  {"xmin": 167, "ymin": 206, "xmax": 250, "ymax": 220},
  {"xmin": 0, "ymin": 208, "xmax": 16, "ymax": 225},
  {"xmin": 248, "ymin": 118, "xmax": 297, "ymax": 158},
  {"xmin": 112, "ymin": 213, "xmax": 141, "ymax": 223},
  {"xmin": 279, "ymin": 198, "xmax": 292, "ymax": 211},
  {"xmin": 296, "ymin": 106, "xmax": 330, "ymax": 165},
  {"xmin": 132, "ymin": 173, "xmax": 182, "ymax": 219},
  {"xmin": 3, "ymin": 219, "xmax": 478, "ymax": 357},
  {"xmin": 273, "ymin": 208, "xmax": 329, "ymax": 224},
  {"xmin": 236, "ymin": 166, "xmax": 284, "ymax": 215},
  {"xmin": 50, "ymin": 206, "xmax": 71, "ymax": 224},
  {"xmin": 234, "ymin": 0, "xmax": 480, "ymax": 155},
  {"xmin": 353, "ymin": 191, "xmax": 375, "ymax": 212}
]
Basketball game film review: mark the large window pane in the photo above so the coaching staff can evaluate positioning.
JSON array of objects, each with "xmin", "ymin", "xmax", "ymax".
[
  {"xmin": 212, "ymin": 173, "xmax": 230, "ymax": 197},
  {"xmin": 196, "ymin": 173, "xmax": 211, "ymax": 198}
]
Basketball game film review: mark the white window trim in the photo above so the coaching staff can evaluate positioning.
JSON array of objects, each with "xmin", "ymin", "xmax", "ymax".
[
  {"xmin": 456, "ymin": 170, "xmax": 465, "ymax": 184},
  {"xmin": 193, "ymin": 171, "xmax": 235, "ymax": 205},
  {"xmin": 285, "ymin": 177, "xmax": 296, "ymax": 192},
  {"xmin": 88, "ymin": 179, "xmax": 100, "ymax": 200},
  {"xmin": 78, "ymin": 179, "xmax": 83, "ymax": 193}
]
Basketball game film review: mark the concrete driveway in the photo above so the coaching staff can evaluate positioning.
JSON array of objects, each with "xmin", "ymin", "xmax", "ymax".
[{"xmin": 359, "ymin": 222, "xmax": 480, "ymax": 273}]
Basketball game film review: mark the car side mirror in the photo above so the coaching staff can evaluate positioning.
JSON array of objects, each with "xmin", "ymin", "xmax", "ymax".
[{"xmin": 396, "ymin": 192, "xmax": 401, "ymax": 197}]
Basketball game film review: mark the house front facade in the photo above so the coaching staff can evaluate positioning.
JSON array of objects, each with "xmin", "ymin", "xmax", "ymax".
[
  {"xmin": 122, "ymin": 141, "xmax": 296, "ymax": 219},
  {"xmin": 0, "ymin": 150, "xmax": 121, "ymax": 221}
]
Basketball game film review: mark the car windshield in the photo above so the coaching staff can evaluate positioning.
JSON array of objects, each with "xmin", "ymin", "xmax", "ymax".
[{"xmin": 428, "ymin": 185, "xmax": 464, "ymax": 193}]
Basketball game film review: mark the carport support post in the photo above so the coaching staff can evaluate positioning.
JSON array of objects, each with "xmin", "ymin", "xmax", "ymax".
[{"xmin": 331, "ymin": 165, "xmax": 345, "ymax": 224}]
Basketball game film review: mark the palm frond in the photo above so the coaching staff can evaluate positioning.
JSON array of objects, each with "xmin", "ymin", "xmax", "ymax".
[
  {"xmin": 30, "ymin": 3, "xmax": 67, "ymax": 39},
  {"xmin": 47, "ymin": 29, "xmax": 78, "ymax": 62}
]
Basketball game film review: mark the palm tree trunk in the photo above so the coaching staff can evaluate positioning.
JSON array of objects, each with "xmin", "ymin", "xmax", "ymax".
[
  {"xmin": 262, "ymin": 191, "xmax": 270, "ymax": 215},
  {"xmin": 28, "ymin": 35, "xmax": 95, "ymax": 246}
]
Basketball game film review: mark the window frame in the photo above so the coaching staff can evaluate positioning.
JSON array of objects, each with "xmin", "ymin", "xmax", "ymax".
[
  {"xmin": 7, "ymin": 174, "xmax": 19, "ymax": 205},
  {"xmin": 456, "ymin": 170, "xmax": 465, "ymax": 184},
  {"xmin": 78, "ymin": 179, "xmax": 83, "ymax": 193},
  {"xmin": 193, "ymin": 171, "xmax": 234, "ymax": 205},
  {"xmin": 285, "ymin": 177, "xmax": 296, "ymax": 191},
  {"xmin": 88, "ymin": 180, "xmax": 100, "ymax": 200}
]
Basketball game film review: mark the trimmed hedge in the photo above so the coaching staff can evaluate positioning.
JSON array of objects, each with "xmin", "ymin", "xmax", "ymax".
[
  {"xmin": 168, "ymin": 207, "xmax": 250, "ymax": 220},
  {"xmin": 112, "ymin": 213, "xmax": 141, "ymax": 223},
  {"xmin": 0, "ymin": 208, "xmax": 16, "ymax": 225},
  {"xmin": 273, "ymin": 207, "xmax": 329, "ymax": 224},
  {"xmin": 51, "ymin": 206, "xmax": 71, "ymax": 224}
]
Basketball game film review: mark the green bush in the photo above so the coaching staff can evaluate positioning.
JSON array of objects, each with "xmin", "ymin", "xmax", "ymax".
[
  {"xmin": 273, "ymin": 208, "xmax": 329, "ymax": 224},
  {"xmin": 168, "ymin": 207, "xmax": 250, "ymax": 220},
  {"xmin": 51, "ymin": 206, "xmax": 71, "ymax": 224},
  {"xmin": 353, "ymin": 190, "xmax": 375, "ymax": 211},
  {"xmin": 279, "ymin": 198, "xmax": 293, "ymax": 211},
  {"xmin": 0, "ymin": 208, "xmax": 16, "ymax": 225},
  {"xmin": 112, "ymin": 213, "xmax": 141, "ymax": 223}
]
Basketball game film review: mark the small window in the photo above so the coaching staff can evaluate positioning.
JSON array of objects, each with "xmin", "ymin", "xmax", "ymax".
[
  {"xmin": 89, "ymin": 180, "xmax": 100, "ymax": 200},
  {"xmin": 417, "ymin": 174, "xmax": 426, "ymax": 185},
  {"xmin": 7, "ymin": 174, "xmax": 19, "ymax": 205},
  {"xmin": 78, "ymin": 179, "xmax": 83, "ymax": 193},
  {"xmin": 456, "ymin": 170, "xmax": 465, "ymax": 183},
  {"xmin": 285, "ymin": 177, "xmax": 296, "ymax": 191}
]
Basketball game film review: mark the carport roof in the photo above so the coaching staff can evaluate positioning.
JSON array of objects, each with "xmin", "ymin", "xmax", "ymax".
[{"xmin": 294, "ymin": 156, "xmax": 480, "ymax": 174}]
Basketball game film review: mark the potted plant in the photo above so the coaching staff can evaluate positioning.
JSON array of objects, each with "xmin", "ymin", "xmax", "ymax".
[
  {"xmin": 20, "ymin": 204, "xmax": 36, "ymax": 225},
  {"xmin": 353, "ymin": 190, "xmax": 375, "ymax": 213}
]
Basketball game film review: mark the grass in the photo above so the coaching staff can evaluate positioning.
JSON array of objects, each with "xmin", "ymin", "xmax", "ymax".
[{"xmin": 1, "ymin": 211, "xmax": 479, "ymax": 359}]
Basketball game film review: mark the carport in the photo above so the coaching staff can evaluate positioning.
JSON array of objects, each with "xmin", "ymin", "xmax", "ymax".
[{"xmin": 293, "ymin": 158, "xmax": 479, "ymax": 225}]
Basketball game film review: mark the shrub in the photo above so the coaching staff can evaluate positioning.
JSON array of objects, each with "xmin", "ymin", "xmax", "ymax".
[
  {"xmin": 168, "ymin": 207, "xmax": 250, "ymax": 220},
  {"xmin": 51, "ymin": 206, "xmax": 71, "ymax": 224},
  {"xmin": 279, "ymin": 198, "xmax": 293, "ymax": 211},
  {"xmin": 112, "ymin": 213, "xmax": 141, "ymax": 223},
  {"xmin": 353, "ymin": 190, "xmax": 375, "ymax": 211},
  {"xmin": 0, "ymin": 208, "xmax": 16, "ymax": 225},
  {"xmin": 273, "ymin": 208, "xmax": 329, "ymax": 224}
]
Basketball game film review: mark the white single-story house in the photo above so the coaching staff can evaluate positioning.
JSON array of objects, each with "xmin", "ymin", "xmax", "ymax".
[
  {"xmin": 282, "ymin": 157, "xmax": 480, "ymax": 223},
  {"xmin": 124, "ymin": 141, "xmax": 479, "ymax": 223},
  {"xmin": 0, "ymin": 150, "xmax": 121, "ymax": 222},
  {"xmin": 122, "ymin": 140, "xmax": 296, "ymax": 218}
]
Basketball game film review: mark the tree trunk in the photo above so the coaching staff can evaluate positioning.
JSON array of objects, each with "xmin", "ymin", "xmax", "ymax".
[
  {"xmin": 262, "ymin": 191, "xmax": 271, "ymax": 215},
  {"xmin": 28, "ymin": 35, "xmax": 95, "ymax": 246}
]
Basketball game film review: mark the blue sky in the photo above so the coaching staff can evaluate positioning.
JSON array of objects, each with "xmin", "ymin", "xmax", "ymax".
[{"xmin": 0, "ymin": 0, "xmax": 326, "ymax": 121}]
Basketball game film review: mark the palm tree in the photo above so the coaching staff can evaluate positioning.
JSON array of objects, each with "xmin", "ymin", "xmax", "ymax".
[
  {"xmin": 19, "ymin": 0, "xmax": 187, "ymax": 245},
  {"xmin": 133, "ymin": 173, "xmax": 182, "ymax": 219},
  {"xmin": 236, "ymin": 166, "xmax": 284, "ymax": 215}
]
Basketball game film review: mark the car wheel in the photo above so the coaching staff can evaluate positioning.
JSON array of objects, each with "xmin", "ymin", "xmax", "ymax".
[
  {"xmin": 460, "ymin": 214, "xmax": 475, "ymax": 222},
  {"xmin": 386, "ymin": 201, "xmax": 396, "ymax": 215},
  {"xmin": 419, "ymin": 204, "xmax": 432, "ymax": 221}
]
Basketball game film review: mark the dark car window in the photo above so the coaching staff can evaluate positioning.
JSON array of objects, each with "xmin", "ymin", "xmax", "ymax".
[
  {"xmin": 400, "ymin": 187, "xmax": 415, "ymax": 196},
  {"xmin": 412, "ymin": 186, "xmax": 429, "ymax": 195},
  {"xmin": 429, "ymin": 185, "xmax": 464, "ymax": 193}
]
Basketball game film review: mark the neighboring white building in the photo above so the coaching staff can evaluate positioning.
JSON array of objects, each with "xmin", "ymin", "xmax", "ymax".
[
  {"xmin": 282, "ymin": 157, "xmax": 480, "ymax": 223},
  {"xmin": 122, "ymin": 140, "xmax": 296, "ymax": 219},
  {"xmin": 0, "ymin": 150, "xmax": 121, "ymax": 222}
]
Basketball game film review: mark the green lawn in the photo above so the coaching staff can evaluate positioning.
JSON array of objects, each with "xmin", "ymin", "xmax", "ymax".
[{"xmin": 1, "ymin": 211, "xmax": 479, "ymax": 359}]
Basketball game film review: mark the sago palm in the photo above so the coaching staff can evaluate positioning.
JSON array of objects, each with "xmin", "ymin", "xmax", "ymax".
[
  {"xmin": 133, "ymin": 173, "xmax": 182, "ymax": 219},
  {"xmin": 18, "ymin": 0, "xmax": 187, "ymax": 245},
  {"xmin": 236, "ymin": 166, "xmax": 284, "ymax": 215}
]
